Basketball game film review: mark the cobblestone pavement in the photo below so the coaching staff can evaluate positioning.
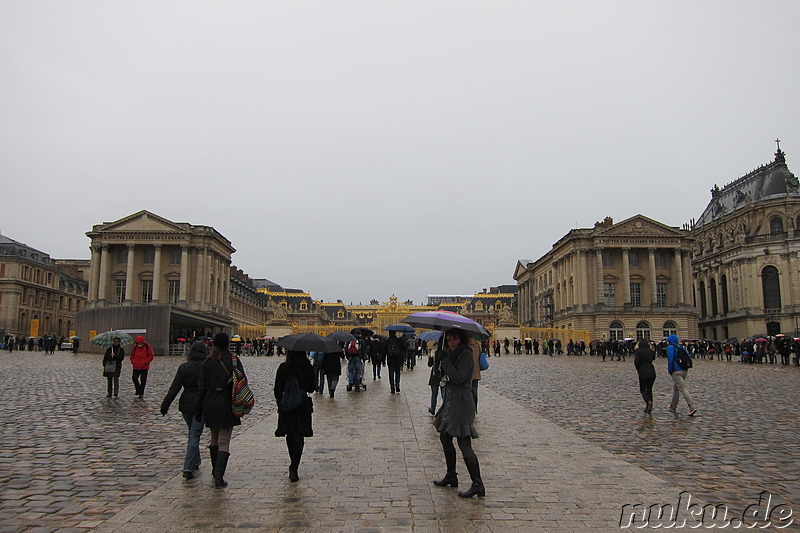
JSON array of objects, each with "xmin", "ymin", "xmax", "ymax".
[
  {"xmin": 0, "ymin": 351, "xmax": 796, "ymax": 532},
  {"xmin": 482, "ymin": 353, "xmax": 800, "ymax": 517}
]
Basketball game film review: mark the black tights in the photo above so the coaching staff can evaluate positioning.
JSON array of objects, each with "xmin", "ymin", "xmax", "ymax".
[
  {"xmin": 639, "ymin": 376, "xmax": 655, "ymax": 404},
  {"xmin": 440, "ymin": 433, "xmax": 476, "ymax": 461},
  {"xmin": 285, "ymin": 435, "xmax": 305, "ymax": 468}
]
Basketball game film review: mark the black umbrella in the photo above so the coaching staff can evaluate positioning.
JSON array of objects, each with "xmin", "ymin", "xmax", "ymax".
[
  {"xmin": 327, "ymin": 331, "xmax": 356, "ymax": 343},
  {"xmin": 350, "ymin": 327, "xmax": 375, "ymax": 337},
  {"xmin": 277, "ymin": 333, "xmax": 343, "ymax": 353}
]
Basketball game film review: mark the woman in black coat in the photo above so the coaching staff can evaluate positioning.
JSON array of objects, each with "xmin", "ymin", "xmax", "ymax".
[
  {"xmin": 633, "ymin": 339, "xmax": 657, "ymax": 413},
  {"xmin": 102, "ymin": 337, "xmax": 125, "ymax": 398},
  {"xmin": 322, "ymin": 350, "xmax": 343, "ymax": 398},
  {"xmin": 195, "ymin": 333, "xmax": 243, "ymax": 488},
  {"xmin": 274, "ymin": 350, "xmax": 315, "ymax": 482}
]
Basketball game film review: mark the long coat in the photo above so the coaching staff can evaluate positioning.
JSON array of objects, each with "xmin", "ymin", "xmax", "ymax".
[
  {"xmin": 322, "ymin": 351, "xmax": 343, "ymax": 377},
  {"xmin": 634, "ymin": 345, "xmax": 656, "ymax": 379},
  {"xmin": 102, "ymin": 345, "xmax": 125, "ymax": 377},
  {"xmin": 195, "ymin": 351, "xmax": 242, "ymax": 429},
  {"xmin": 274, "ymin": 357, "xmax": 315, "ymax": 437},
  {"xmin": 161, "ymin": 341, "xmax": 207, "ymax": 415},
  {"xmin": 433, "ymin": 343, "xmax": 478, "ymax": 438}
]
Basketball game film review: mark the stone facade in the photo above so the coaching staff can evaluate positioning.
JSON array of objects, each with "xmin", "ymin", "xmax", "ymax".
[
  {"xmin": 691, "ymin": 145, "xmax": 800, "ymax": 339},
  {"xmin": 0, "ymin": 235, "xmax": 88, "ymax": 339},
  {"xmin": 514, "ymin": 215, "xmax": 699, "ymax": 341}
]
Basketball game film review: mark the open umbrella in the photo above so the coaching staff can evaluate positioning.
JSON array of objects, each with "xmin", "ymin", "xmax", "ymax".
[
  {"xmin": 385, "ymin": 324, "xmax": 415, "ymax": 333},
  {"xmin": 350, "ymin": 327, "xmax": 374, "ymax": 337},
  {"xmin": 327, "ymin": 331, "xmax": 356, "ymax": 343},
  {"xmin": 401, "ymin": 311, "xmax": 490, "ymax": 339},
  {"xmin": 70, "ymin": 336, "xmax": 81, "ymax": 341},
  {"xmin": 91, "ymin": 331, "xmax": 134, "ymax": 348},
  {"xmin": 418, "ymin": 330, "xmax": 443, "ymax": 342},
  {"xmin": 277, "ymin": 333, "xmax": 343, "ymax": 353}
]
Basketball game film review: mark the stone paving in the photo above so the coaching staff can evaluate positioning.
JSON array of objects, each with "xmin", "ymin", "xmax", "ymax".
[{"xmin": 0, "ymin": 351, "xmax": 796, "ymax": 532}]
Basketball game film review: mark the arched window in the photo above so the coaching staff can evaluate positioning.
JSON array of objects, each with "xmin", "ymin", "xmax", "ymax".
[
  {"xmin": 609, "ymin": 321, "xmax": 624, "ymax": 341},
  {"xmin": 717, "ymin": 233, "xmax": 723, "ymax": 248},
  {"xmin": 662, "ymin": 321, "xmax": 678, "ymax": 338},
  {"xmin": 495, "ymin": 302, "xmax": 502, "ymax": 310},
  {"xmin": 299, "ymin": 301, "xmax": 308, "ymax": 311},
  {"xmin": 709, "ymin": 278, "xmax": 718, "ymax": 315},
  {"xmin": 720, "ymin": 275, "xmax": 729, "ymax": 314},
  {"xmin": 636, "ymin": 321, "xmax": 651, "ymax": 340},
  {"xmin": 699, "ymin": 281, "xmax": 707, "ymax": 317},
  {"xmin": 770, "ymin": 217, "xmax": 784, "ymax": 235},
  {"xmin": 698, "ymin": 242, "xmax": 704, "ymax": 255},
  {"xmin": 475, "ymin": 302, "xmax": 484, "ymax": 311},
  {"xmin": 336, "ymin": 310, "xmax": 345, "ymax": 319},
  {"xmin": 762, "ymin": 266, "xmax": 781, "ymax": 310}
]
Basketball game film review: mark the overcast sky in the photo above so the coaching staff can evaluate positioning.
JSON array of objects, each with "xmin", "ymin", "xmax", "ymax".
[{"xmin": 2, "ymin": 1, "xmax": 799, "ymax": 305}]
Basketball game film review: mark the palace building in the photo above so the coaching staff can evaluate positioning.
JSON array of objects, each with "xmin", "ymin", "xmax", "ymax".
[
  {"xmin": 691, "ymin": 144, "xmax": 800, "ymax": 339},
  {"xmin": 514, "ymin": 215, "xmax": 699, "ymax": 341}
]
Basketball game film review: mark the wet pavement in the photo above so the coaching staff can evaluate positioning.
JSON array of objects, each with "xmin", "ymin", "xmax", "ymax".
[{"xmin": 0, "ymin": 350, "xmax": 796, "ymax": 532}]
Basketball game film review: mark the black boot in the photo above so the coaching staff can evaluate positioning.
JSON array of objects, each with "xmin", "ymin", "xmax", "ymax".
[
  {"xmin": 288, "ymin": 437, "xmax": 304, "ymax": 482},
  {"xmin": 457, "ymin": 456, "xmax": 485, "ymax": 498},
  {"xmin": 213, "ymin": 451, "xmax": 229, "ymax": 488},
  {"xmin": 433, "ymin": 448, "xmax": 458, "ymax": 487},
  {"xmin": 209, "ymin": 446, "xmax": 219, "ymax": 471}
]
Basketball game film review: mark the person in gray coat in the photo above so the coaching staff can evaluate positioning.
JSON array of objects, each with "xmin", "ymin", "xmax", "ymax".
[
  {"xmin": 161, "ymin": 341, "xmax": 208, "ymax": 479},
  {"xmin": 633, "ymin": 339, "xmax": 656, "ymax": 414},
  {"xmin": 432, "ymin": 328, "xmax": 485, "ymax": 498}
]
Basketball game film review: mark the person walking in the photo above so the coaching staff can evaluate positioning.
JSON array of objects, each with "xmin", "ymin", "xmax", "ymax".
[
  {"xmin": 633, "ymin": 339, "xmax": 656, "ymax": 413},
  {"xmin": 370, "ymin": 336, "xmax": 384, "ymax": 380},
  {"xmin": 427, "ymin": 343, "xmax": 445, "ymax": 415},
  {"xmin": 195, "ymin": 333, "xmax": 243, "ymax": 488},
  {"xmin": 666, "ymin": 334, "xmax": 697, "ymax": 416},
  {"xmin": 129, "ymin": 335, "xmax": 155, "ymax": 398},
  {"xmin": 310, "ymin": 351, "xmax": 325, "ymax": 394},
  {"xmin": 432, "ymin": 328, "xmax": 485, "ymax": 498},
  {"xmin": 386, "ymin": 331, "xmax": 405, "ymax": 394},
  {"xmin": 322, "ymin": 349, "xmax": 343, "ymax": 398},
  {"xmin": 102, "ymin": 336, "xmax": 125, "ymax": 398},
  {"xmin": 274, "ymin": 350, "xmax": 315, "ymax": 482},
  {"xmin": 160, "ymin": 341, "xmax": 208, "ymax": 480}
]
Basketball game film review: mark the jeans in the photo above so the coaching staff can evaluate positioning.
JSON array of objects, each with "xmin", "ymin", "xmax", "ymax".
[
  {"xmin": 181, "ymin": 412, "xmax": 204, "ymax": 472},
  {"xmin": 326, "ymin": 376, "xmax": 339, "ymax": 395},
  {"xmin": 347, "ymin": 357, "xmax": 363, "ymax": 386},
  {"xmin": 430, "ymin": 384, "xmax": 445, "ymax": 411},
  {"xmin": 669, "ymin": 371, "xmax": 695, "ymax": 410},
  {"xmin": 315, "ymin": 367, "xmax": 325, "ymax": 393},
  {"xmin": 132, "ymin": 369, "xmax": 148, "ymax": 397},
  {"xmin": 372, "ymin": 362, "xmax": 382, "ymax": 379},
  {"xmin": 638, "ymin": 376, "xmax": 655, "ymax": 405},
  {"xmin": 388, "ymin": 365, "xmax": 401, "ymax": 392}
]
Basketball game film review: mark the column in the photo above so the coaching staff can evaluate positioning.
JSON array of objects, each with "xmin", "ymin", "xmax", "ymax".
[
  {"xmin": 205, "ymin": 250, "xmax": 213, "ymax": 308},
  {"xmin": 152, "ymin": 244, "xmax": 162, "ymax": 304},
  {"xmin": 219, "ymin": 257, "xmax": 227, "ymax": 308},
  {"xmin": 124, "ymin": 244, "xmax": 135, "ymax": 305},
  {"xmin": 194, "ymin": 247, "xmax": 204, "ymax": 304},
  {"xmin": 673, "ymin": 248, "xmax": 684, "ymax": 304},
  {"xmin": 622, "ymin": 248, "xmax": 631, "ymax": 304},
  {"xmin": 178, "ymin": 245, "xmax": 189, "ymax": 303},
  {"xmin": 89, "ymin": 245, "xmax": 101, "ymax": 302},
  {"xmin": 683, "ymin": 253, "xmax": 693, "ymax": 307},
  {"xmin": 98, "ymin": 245, "xmax": 110, "ymax": 302},
  {"xmin": 648, "ymin": 248, "xmax": 657, "ymax": 306},
  {"xmin": 595, "ymin": 247, "xmax": 604, "ymax": 304},
  {"xmin": 579, "ymin": 250, "xmax": 589, "ymax": 307}
]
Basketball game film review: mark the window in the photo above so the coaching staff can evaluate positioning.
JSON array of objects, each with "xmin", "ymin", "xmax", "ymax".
[
  {"xmin": 609, "ymin": 321, "xmax": 624, "ymax": 341},
  {"xmin": 495, "ymin": 302, "xmax": 502, "ymax": 310},
  {"xmin": 299, "ymin": 301, "xmax": 308, "ymax": 311},
  {"xmin": 170, "ymin": 250, "xmax": 181, "ymax": 265},
  {"xmin": 770, "ymin": 216, "xmax": 784, "ymax": 235},
  {"xmin": 663, "ymin": 321, "xmax": 678, "ymax": 338},
  {"xmin": 628, "ymin": 252, "xmax": 639, "ymax": 267},
  {"xmin": 699, "ymin": 281, "xmax": 707, "ymax": 317},
  {"xmin": 630, "ymin": 283, "xmax": 642, "ymax": 306},
  {"xmin": 602, "ymin": 252, "xmax": 614, "ymax": 267},
  {"xmin": 762, "ymin": 266, "xmax": 781, "ymax": 310},
  {"xmin": 656, "ymin": 283, "xmax": 667, "ymax": 307},
  {"xmin": 337, "ymin": 310, "xmax": 345, "ymax": 319},
  {"xmin": 475, "ymin": 302, "xmax": 484, "ymax": 311},
  {"xmin": 603, "ymin": 283, "xmax": 616, "ymax": 306},
  {"xmin": 710, "ymin": 278, "xmax": 718, "ymax": 315},
  {"xmin": 720, "ymin": 275, "xmax": 729, "ymax": 314},
  {"xmin": 117, "ymin": 249, "xmax": 128, "ymax": 264},
  {"xmin": 114, "ymin": 280, "xmax": 126, "ymax": 304},
  {"xmin": 654, "ymin": 252, "xmax": 666, "ymax": 268},
  {"xmin": 141, "ymin": 280, "xmax": 153, "ymax": 304},
  {"xmin": 143, "ymin": 249, "xmax": 155, "ymax": 264},
  {"xmin": 168, "ymin": 280, "xmax": 180, "ymax": 304},
  {"xmin": 636, "ymin": 321, "xmax": 651, "ymax": 340}
]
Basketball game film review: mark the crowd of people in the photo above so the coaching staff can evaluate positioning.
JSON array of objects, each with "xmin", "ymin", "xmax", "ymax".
[{"xmin": 2, "ymin": 333, "xmax": 78, "ymax": 353}]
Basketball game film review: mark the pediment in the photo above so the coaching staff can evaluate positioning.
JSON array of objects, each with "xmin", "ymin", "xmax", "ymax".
[
  {"xmin": 595, "ymin": 215, "xmax": 682, "ymax": 238},
  {"xmin": 100, "ymin": 211, "xmax": 188, "ymax": 234},
  {"xmin": 513, "ymin": 260, "xmax": 533, "ymax": 280}
]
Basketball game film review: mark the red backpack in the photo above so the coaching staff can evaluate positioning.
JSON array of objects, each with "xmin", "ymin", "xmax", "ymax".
[{"xmin": 346, "ymin": 340, "xmax": 359, "ymax": 355}]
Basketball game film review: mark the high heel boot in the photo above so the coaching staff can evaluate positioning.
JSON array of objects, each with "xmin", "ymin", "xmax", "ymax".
[
  {"xmin": 213, "ymin": 451, "xmax": 229, "ymax": 488},
  {"xmin": 433, "ymin": 448, "xmax": 458, "ymax": 487},
  {"xmin": 457, "ymin": 456, "xmax": 485, "ymax": 498}
]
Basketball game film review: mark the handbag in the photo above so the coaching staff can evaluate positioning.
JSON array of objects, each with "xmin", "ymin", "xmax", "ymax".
[
  {"xmin": 479, "ymin": 352, "xmax": 490, "ymax": 371},
  {"xmin": 228, "ymin": 355, "xmax": 255, "ymax": 417},
  {"xmin": 104, "ymin": 360, "xmax": 117, "ymax": 374},
  {"xmin": 280, "ymin": 374, "xmax": 304, "ymax": 413}
]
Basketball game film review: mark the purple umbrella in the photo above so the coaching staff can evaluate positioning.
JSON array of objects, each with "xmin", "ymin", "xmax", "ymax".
[{"xmin": 401, "ymin": 311, "xmax": 490, "ymax": 339}]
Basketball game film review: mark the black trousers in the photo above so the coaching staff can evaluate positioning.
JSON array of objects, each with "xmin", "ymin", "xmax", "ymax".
[
  {"xmin": 132, "ymin": 369, "xmax": 149, "ymax": 396},
  {"xmin": 638, "ymin": 376, "xmax": 655, "ymax": 404}
]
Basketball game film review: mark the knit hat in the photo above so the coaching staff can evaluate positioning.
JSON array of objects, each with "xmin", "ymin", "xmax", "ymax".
[{"xmin": 213, "ymin": 333, "xmax": 230, "ymax": 348}]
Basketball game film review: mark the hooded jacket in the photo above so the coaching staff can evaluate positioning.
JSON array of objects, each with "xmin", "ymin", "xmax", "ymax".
[
  {"xmin": 666, "ymin": 334, "xmax": 685, "ymax": 375},
  {"xmin": 161, "ymin": 341, "xmax": 208, "ymax": 415},
  {"xmin": 129, "ymin": 336, "xmax": 155, "ymax": 370}
]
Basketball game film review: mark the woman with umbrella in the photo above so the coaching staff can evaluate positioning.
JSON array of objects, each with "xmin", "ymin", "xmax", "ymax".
[
  {"xmin": 432, "ymin": 328, "xmax": 485, "ymax": 498},
  {"xmin": 102, "ymin": 336, "xmax": 125, "ymax": 398},
  {"xmin": 273, "ymin": 350, "xmax": 315, "ymax": 482}
]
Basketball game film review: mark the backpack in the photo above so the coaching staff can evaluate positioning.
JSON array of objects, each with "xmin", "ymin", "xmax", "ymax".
[
  {"xmin": 674, "ymin": 345, "xmax": 693, "ymax": 370},
  {"xmin": 230, "ymin": 356, "xmax": 255, "ymax": 417},
  {"xmin": 346, "ymin": 341, "xmax": 359, "ymax": 355},
  {"xmin": 387, "ymin": 340, "xmax": 402, "ymax": 359},
  {"xmin": 280, "ymin": 374, "xmax": 304, "ymax": 413}
]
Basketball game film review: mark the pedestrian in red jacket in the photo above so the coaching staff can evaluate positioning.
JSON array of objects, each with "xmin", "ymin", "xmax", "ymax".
[{"xmin": 130, "ymin": 335, "xmax": 155, "ymax": 398}]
